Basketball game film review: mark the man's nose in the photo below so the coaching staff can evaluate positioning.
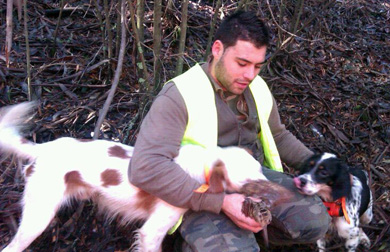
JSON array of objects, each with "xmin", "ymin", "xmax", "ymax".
[{"xmin": 243, "ymin": 67, "xmax": 256, "ymax": 80}]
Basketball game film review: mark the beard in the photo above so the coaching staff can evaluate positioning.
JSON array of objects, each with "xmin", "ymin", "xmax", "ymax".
[
  {"xmin": 214, "ymin": 55, "xmax": 234, "ymax": 92},
  {"xmin": 214, "ymin": 56, "xmax": 248, "ymax": 95}
]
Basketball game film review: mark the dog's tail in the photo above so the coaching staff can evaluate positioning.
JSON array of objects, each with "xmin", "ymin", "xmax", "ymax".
[{"xmin": 0, "ymin": 102, "xmax": 38, "ymax": 161}]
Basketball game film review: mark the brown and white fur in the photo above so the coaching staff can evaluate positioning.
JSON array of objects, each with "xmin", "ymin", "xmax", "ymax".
[
  {"xmin": 294, "ymin": 153, "xmax": 373, "ymax": 252},
  {"xmin": 0, "ymin": 102, "xmax": 268, "ymax": 252}
]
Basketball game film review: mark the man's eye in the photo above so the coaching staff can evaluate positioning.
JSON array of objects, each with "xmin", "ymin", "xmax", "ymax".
[{"xmin": 238, "ymin": 62, "xmax": 246, "ymax": 67}]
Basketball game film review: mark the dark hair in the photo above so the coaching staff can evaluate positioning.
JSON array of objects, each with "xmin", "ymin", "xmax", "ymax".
[{"xmin": 214, "ymin": 11, "xmax": 270, "ymax": 49}]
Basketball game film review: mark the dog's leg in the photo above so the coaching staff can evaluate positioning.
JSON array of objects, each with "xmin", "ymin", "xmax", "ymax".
[
  {"xmin": 316, "ymin": 238, "xmax": 326, "ymax": 252},
  {"xmin": 359, "ymin": 229, "xmax": 370, "ymax": 249},
  {"xmin": 3, "ymin": 179, "xmax": 66, "ymax": 252},
  {"xmin": 135, "ymin": 202, "xmax": 186, "ymax": 252},
  {"xmin": 344, "ymin": 227, "xmax": 360, "ymax": 252},
  {"xmin": 335, "ymin": 217, "xmax": 360, "ymax": 252},
  {"xmin": 359, "ymin": 206, "xmax": 372, "ymax": 249},
  {"xmin": 360, "ymin": 206, "xmax": 373, "ymax": 225}
]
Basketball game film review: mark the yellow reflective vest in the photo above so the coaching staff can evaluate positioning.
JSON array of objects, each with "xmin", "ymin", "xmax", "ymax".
[{"xmin": 172, "ymin": 63, "xmax": 283, "ymax": 172}]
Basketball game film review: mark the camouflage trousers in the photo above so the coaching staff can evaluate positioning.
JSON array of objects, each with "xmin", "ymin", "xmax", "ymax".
[{"xmin": 175, "ymin": 167, "xmax": 331, "ymax": 252}]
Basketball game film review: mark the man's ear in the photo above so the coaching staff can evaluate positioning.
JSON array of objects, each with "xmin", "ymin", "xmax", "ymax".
[
  {"xmin": 211, "ymin": 40, "xmax": 224, "ymax": 60},
  {"xmin": 208, "ymin": 160, "xmax": 240, "ymax": 193}
]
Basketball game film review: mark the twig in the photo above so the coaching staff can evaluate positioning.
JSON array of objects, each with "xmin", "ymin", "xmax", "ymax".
[
  {"xmin": 204, "ymin": 0, "xmax": 222, "ymax": 61},
  {"xmin": 93, "ymin": 0, "xmax": 126, "ymax": 139},
  {"xmin": 373, "ymin": 222, "xmax": 390, "ymax": 248},
  {"xmin": 373, "ymin": 144, "xmax": 390, "ymax": 165},
  {"xmin": 127, "ymin": 0, "xmax": 149, "ymax": 90},
  {"xmin": 153, "ymin": 0, "xmax": 162, "ymax": 90},
  {"xmin": 103, "ymin": 0, "xmax": 113, "ymax": 61},
  {"xmin": 0, "ymin": 157, "xmax": 16, "ymax": 183},
  {"xmin": 136, "ymin": 0, "xmax": 145, "ymax": 42},
  {"xmin": 76, "ymin": 45, "xmax": 103, "ymax": 84},
  {"xmin": 15, "ymin": 0, "xmax": 22, "ymax": 20},
  {"xmin": 59, "ymin": 84, "xmax": 79, "ymax": 102},
  {"xmin": 50, "ymin": 59, "xmax": 109, "ymax": 83},
  {"xmin": 289, "ymin": 0, "xmax": 305, "ymax": 38},
  {"xmin": 103, "ymin": 0, "xmax": 113, "ymax": 80},
  {"xmin": 115, "ymin": 0, "xmax": 122, "ymax": 58},
  {"xmin": 93, "ymin": 0, "xmax": 107, "ymax": 60},
  {"xmin": 6, "ymin": 0, "xmax": 13, "ymax": 67},
  {"xmin": 24, "ymin": 0, "xmax": 32, "ymax": 101},
  {"xmin": 175, "ymin": 0, "xmax": 189, "ymax": 75},
  {"xmin": 0, "ymin": 68, "xmax": 6, "ymax": 82},
  {"xmin": 53, "ymin": 0, "xmax": 65, "ymax": 47},
  {"xmin": 32, "ymin": 83, "xmax": 109, "ymax": 88},
  {"xmin": 265, "ymin": 0, "xmax": 320, "ymax": 43},
  {"xmin": 370, "ymin": 166, "xmax": 386, "ymax": 181},
  {"xmin": 264, "ymin": 0, "xmax": 335, "ymax": 66}
]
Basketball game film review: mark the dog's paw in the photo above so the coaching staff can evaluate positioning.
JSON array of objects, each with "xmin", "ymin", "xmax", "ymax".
[
  {"xmin": 241, "ymin": 197, "xmax": 272, "ymax": 227},
  {"xmin": 360, "ymin": 234, "xmax": 371, "ymax": 249}
]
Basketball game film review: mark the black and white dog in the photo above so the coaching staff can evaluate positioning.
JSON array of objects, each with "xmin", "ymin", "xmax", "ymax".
[{"xmin": 294, "ymin": 153, "xmax": 373, "ymax": 252}]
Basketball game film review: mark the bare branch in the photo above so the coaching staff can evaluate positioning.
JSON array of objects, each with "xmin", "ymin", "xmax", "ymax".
[{"xmin": 93, "ymin": 0, "xmax": 127, "ymax": 139}]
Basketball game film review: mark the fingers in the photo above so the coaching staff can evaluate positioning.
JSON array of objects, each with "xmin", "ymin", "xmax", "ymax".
[
  {"xmin": 221, "ymin": 193, "xmax": 264, "ymax": 233},
  {"xmin": 234, "ymin": 218, "xmax": 263, "ymax": 233}
]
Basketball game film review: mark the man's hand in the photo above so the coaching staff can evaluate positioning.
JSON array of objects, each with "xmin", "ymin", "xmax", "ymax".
[{"xmin": 221, "ymin": 193, "xmax": 264, "ymax": 233}]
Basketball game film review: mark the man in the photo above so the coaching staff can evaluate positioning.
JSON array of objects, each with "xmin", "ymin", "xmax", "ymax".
[{"xmin": 129, "ymin": 11, "xmax": 330, "ymax": 251}]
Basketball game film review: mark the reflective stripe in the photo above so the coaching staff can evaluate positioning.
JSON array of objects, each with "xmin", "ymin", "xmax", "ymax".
[
  {"xmin": 173, "ymin": 64, "xmax": 218, "ymax": 149},
  {"xmin": 167, "ymin": 64, "xmax": 216, "ymax": 234},
  {"xmin": 167, "ymin": 215, "xmax": 183, "ymax": 235},
  {"xmin": 249, "ymin": 78, "xmax": 283, "ymax": 172}
]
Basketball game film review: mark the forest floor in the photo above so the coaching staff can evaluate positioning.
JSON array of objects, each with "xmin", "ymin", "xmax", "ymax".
[{"xmin": 0, "ymin": 0, "xmax": 389, "ymax": 251}]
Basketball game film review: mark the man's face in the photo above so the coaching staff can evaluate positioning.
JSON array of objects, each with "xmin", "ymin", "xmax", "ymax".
[{"xmin": 210, "ymin": 40, "xmax": 267, "ymax": 95}]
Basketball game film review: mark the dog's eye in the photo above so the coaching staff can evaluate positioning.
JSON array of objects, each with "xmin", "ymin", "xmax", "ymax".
[
  {"xmin": 309, "ymin": 161, "xmax": 315, "ymax": 167},
  {"xmin": 318, "ymin": 169, "xmax": 328, "ymax": 177},
  {"xmin": 318, "ymin": 170, "xmax": 328, "ymax": 177}
]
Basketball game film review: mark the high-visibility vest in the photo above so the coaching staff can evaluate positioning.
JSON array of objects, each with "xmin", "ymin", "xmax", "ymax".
[{"xmin": 172, "ymin": 63, "xmax": 283, "ymax": 172}]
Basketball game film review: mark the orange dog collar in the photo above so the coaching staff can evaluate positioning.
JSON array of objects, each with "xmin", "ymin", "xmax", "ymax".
[
  {"xmin": 323, "ymin": 197, "xmax": 350, "ymax": 224},
  {"xmin": 193, "ymin": 165, "xmax": 210, "ymax": 193}
]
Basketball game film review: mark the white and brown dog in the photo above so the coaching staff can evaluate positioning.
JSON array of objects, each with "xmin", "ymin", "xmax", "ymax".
[
  {"xmin": 0, "ymin": 102, "xmax": 275, "ymax": 252},
  {"xmin": 294, "ymin": 153, "xmax": 373, "ymax": 252}
]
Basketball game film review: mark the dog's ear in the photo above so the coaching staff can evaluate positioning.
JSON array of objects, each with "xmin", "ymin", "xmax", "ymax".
[
  {"xmin": 208, "ymin": 160, "xmax": 240, "ymax": 193},
  {"xmin": 331, "ymin": 161, "xmax": 351, "ymax": 200}
]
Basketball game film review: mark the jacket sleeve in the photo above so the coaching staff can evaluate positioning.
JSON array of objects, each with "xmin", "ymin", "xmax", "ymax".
[
  {"xmin": 268, "ymin": 96, "xmax": 313, "ymax": 168},
  {"xmin": 128, "ymin": 82, "xmax": 224, "ymax": 213}
]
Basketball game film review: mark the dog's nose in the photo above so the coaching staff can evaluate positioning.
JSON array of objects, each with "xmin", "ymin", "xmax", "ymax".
[{"xmin": 299, "ymin": 177, "xmax": 307, "ymax": 186}]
